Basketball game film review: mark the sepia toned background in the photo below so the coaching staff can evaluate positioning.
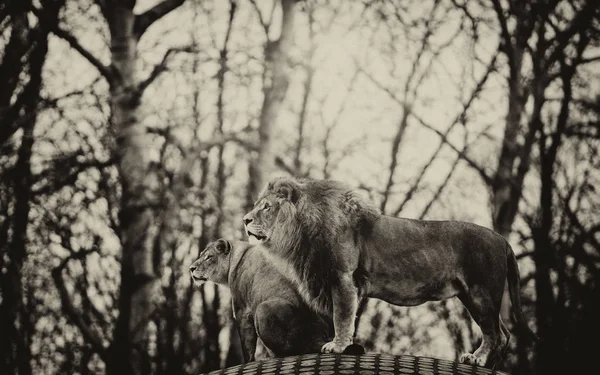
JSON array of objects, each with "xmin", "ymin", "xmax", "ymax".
[{"xmin": 1, "ymin": 0, "xmax": 599, "ymax": 374}]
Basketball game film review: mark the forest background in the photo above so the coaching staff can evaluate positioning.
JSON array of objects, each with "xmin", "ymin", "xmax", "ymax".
[{"xmin": 1, "ymin": 0, "xmax": 599, "ymax": 374}]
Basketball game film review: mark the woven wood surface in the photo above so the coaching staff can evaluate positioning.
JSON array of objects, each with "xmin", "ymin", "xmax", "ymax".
[{"xmin": 201, "ymin": 353, "xmax": 509, "ymax": 375}]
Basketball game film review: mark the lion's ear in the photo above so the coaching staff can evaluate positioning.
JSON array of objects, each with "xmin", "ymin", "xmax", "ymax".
[
  {"xmin": 216, "ymin": 239, "xmax": 231, "ymax": 254},
  {"xmin": 274, "ymin": 180, "xmax": 300, "ymax": 204}
]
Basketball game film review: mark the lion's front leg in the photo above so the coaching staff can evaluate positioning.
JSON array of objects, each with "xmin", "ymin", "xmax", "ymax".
[
  {"xmin": 237, "ymin": 311, "xmax": 257, "ymax": 363},
  {"xmin": 321, "ymin": 271, "xmax": 358, "ymax": 353}
]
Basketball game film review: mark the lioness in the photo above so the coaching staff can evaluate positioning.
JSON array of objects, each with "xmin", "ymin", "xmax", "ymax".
[
  {"xmin": 189, "ymin": 238, "xmax": 363, "ymax": 362},
  {"xmin": 242, "ymin": 177, "xmax": 537, "ymax": 367}
]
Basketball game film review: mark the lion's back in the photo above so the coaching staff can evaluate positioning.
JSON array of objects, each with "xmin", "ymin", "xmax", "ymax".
[
  {"xmin": 362, "ymin": 216, "xmax": 508, "ymax": 298},
  {"xmin": 365, "ymin": 216, "xmax": 505, "ymax": 257}
]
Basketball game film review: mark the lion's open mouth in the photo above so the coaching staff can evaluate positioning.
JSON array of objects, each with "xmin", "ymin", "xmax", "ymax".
[
  {"xmin": 191, "ymin": 274, "xmax": 207, "ymax": 282},
  {"xmin": 247, "ymin": 231, "xmax": 267, "ymax": 242}
]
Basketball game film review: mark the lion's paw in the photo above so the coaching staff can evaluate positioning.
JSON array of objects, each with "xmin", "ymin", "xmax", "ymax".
[
  {"xmin": 321, "ymin": 340, "xmax": 350, "ymax": 354},
  {"xmin": 459, "ymin": 353, "xmax": 486, "ymax": 366}
]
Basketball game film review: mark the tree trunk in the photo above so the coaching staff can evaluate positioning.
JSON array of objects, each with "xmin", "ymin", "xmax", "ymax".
[
  {"xmin": 246, "ymin": 0, "xmax": 297, "ymax": 210},
  {"xmin": 1, "ymin": 119, "xmax": 35, "ymax": 375},
  {"xmin": 532, "ymin": 63, "xmax": 575, "ymax": 375},
  {"xmin": 0, "ymin": 1, "xmax": 62, "ymax": 372},
  {"xmin": 92, "ymin": 1, "xmax": 189, "ymax": 373},
  {"xmin": 200, "ymin": 284, "xmax": 222, "ymax": 372},
  {"xmin": 104, "ymin": 4, "xmax": 161, "ymax": 375},
  {"xmin": 491, "ymin": 40, "xmax": 526, "ymax": 325},
  {"xmin": 0, "ymin": 2, "xmax": 30, "ymax": 146}
]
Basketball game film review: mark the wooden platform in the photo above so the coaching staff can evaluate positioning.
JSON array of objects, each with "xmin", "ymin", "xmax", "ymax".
[{"xmin": 201, "ymin": 353, "xmax": 509, "ymax": 375}]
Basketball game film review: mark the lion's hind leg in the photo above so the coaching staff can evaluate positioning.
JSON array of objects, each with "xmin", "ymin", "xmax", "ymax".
[
  {"xmin": 499, "ymin": 318, "xmax": 511, "ymax": 356},
  {"xmin": 458, "ymin": 286, "xmax": 509, "ymax": 368}
]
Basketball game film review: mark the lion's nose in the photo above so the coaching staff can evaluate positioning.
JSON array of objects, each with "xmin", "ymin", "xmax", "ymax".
[
  {"xmin": 243, "ymin": 214, "xmax": 253, "ymax": 226},
  {"xmin": 189, "ymin": 265, "xmax": 197, "ymax": 272}
]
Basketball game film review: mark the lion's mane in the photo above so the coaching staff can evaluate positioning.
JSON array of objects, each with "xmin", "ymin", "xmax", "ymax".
[{"xmin": 261, "ymin": 177, "xmax": 380, "ymax": 314}]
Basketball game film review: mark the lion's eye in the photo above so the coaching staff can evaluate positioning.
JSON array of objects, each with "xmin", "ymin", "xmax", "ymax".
[{"xmin": 262, "ymin": 203, "xmax": 271, "ymax": 211}]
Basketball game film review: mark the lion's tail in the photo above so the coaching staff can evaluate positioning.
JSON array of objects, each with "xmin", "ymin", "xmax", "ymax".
[{"xmin": 506, "ymin": 240, "xmax": 540, "ymax": 342}]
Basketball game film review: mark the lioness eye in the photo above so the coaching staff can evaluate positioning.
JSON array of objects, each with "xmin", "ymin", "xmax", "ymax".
[{"xmin": 263, "ymin": 203, "xmax": 271, "ymax": 211}]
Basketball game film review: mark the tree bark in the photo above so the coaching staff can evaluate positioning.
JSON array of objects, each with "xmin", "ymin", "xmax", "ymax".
[
  {"xmin": 488, "ymin": 0, "xmax": 549, "ymax": 324},
  {"xmin": 200, "ymin": 284, "xmax": 222, "ymax": 372},
  {"xmin": 0, "ymin": 1, "xmax": 63, "ymax": 373},
  {"xmin": 105, "ymin": 5, "xmax": 156, "ymax": 374},
  {"xmin": 533, "ymin": 52, "xmax": 578, "ymax": 374},
  {"xmin": 246, "ymin": 0, "xmax": 297, "ymax": 209},
  {"xmin": 99, "ymin": 1, "xmax": 187, "ymax": 374},
  {"xmin": 0, "ymin": 1, "xmax": 31, "ymax": 146}
]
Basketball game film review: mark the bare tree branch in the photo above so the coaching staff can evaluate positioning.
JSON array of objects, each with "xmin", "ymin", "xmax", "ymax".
[
  {"xmin": 49, "ymin": 25, "xmax": 115, "ymax": 83},
  {"xmin": 134, "ymin": 0, "xmax": 186, "ymax": 39},
  {"xmin": 32, "ymin": 157, "xmax": 115, "ymax": 196},
  {"xmin": 321, "ymin": 71, "xmax": 359, "ymax": 179},
  {"xmin": 52, "ymin": 249, "xmax": 108, "ymax": 360},
  {"xmin": 416, "ymin": 125, "xmax": 494, "ymax": 220},
  {"xmin": 411, "ymin": 112, "xmax": 493, "ymax": 186},
  {"xmin": 490, "ymin": 0, "xmax": 515, "ymax": 69},
  {"xmin": 375, "ymin": 1, "xmax": 447, "ymax": 212},
  {"xmin": 355, "ymin": 62, "xmax": 403, "ymax": 104},
  {"xmin": 402, "ymin": 0, "xmax": 442, "ymax": 99},
  {"xmin": 390, "ymin": 52, "xmax": 498, "ymax": 216},
  {"xmin": 147, "ymin": 127, "xmax": 258, "ymax": 156},
  {"xmin": 516, "ymin": 251, "xmax": 534, "ymax": 260},
  {"xmin": 249, "ymin": 0, "xmax": 275, "ymax": 35},
  {"xmin": 294, "ymin": 5, "xmax": 317, "ymax": 176},
  {"xmin": 212, "ymin": 0, "xmax": 238, "ymax": 236},
  {"xmin": 274, "ymin": 156, "xmax": 296, "ymax": 176},
  {"xmin": 136, "ymin": 46, "xmax": 201, "ymax": 95},
  {"xmin": 580, "ymin": 55, "xmax": 600, "ymax": 65},
  {"xmin": 417, "ymin": 154, "xmax": 461, "ymax": 220},
  {"xmin": 545, "ymin": 0, "xmax": 599, "ymax": 68},
  {"xmin": 380, "ymin": 105, "xmax": 411, "ymax": 213}
]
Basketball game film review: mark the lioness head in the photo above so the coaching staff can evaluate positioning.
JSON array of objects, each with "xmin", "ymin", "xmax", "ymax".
[
  {"xmin": 242, "ymin": 177, "xmax": 301, "ymax": 245},
  {"xmin": 189, "ymin": 238, "xmax": 232, "ymax": 286}
]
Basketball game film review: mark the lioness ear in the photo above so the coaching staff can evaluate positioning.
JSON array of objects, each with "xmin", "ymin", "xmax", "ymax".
[
  {"xmin": 216, "ymin": 239, "xmax": 231, "ymax": 254},
  {"xmin": 274, "ymin": 180, "xmax": 300, "ymax": 204}
]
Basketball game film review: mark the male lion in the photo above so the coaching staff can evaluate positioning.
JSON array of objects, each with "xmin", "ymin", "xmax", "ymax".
[
  {"xmin": 242, "ymin": 177, "xmax": 537, "ymax": 367},
  {"xmin": 189, "ymin": 238, "xmax": 363, "ymax": 362}
]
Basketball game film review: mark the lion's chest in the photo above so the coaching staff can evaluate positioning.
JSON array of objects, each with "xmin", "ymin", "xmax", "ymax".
[{"xmin": 255, "ymin": 247, "xmax": 323, "ymax": 312}]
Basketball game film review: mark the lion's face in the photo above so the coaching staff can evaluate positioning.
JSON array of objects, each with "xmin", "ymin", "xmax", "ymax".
[
  {"xmin": 189, "ymin": 239, "xmax": 231, "ymax": 286},
  {"xmin": 242, "ymin": 194, "xmax": 278, "ymax": 245},
  {"xmin": 243, "ymin": 178, "xmax": 301, "ymax": 245}
]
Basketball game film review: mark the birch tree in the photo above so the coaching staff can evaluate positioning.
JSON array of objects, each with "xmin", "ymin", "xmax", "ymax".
[{"xmin": 48, "ymin": 0, "xmax": 191, "ymax": 373}]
